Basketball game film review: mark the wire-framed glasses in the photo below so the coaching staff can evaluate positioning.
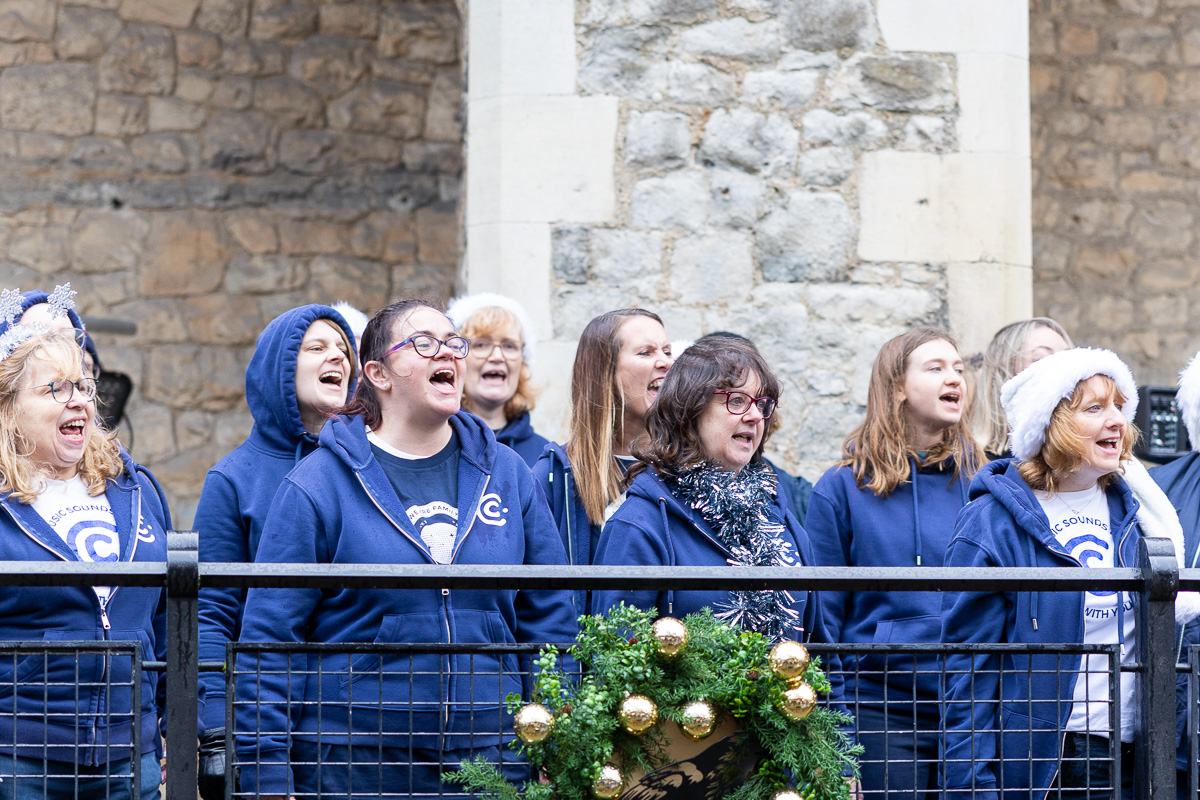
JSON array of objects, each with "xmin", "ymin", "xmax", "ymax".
[
  {"xmin": 468, "ymin": 339, "xmax": 523, "ymax": 360},
  {"xmin": 384, "ymin": 334, "xmax": 470, "ymax": 360},
  {"xmin": 22, "ymin": 378, "xmax": 98, "ymax": 403},
  {"xmin": 713, "ymin": 390, "xmax": 776, "ymax": 419}
]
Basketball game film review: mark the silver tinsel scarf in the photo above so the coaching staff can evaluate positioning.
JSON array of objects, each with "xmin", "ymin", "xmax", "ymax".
[{"xmin": 665, "ymin": 460, "xmax": 801, "ymax": 642}]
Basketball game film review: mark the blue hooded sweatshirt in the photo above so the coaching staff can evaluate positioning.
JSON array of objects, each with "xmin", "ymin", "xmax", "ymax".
[
  {"xmin": 590, "ymin": 466, "xmax": 829, "ymax": 643},
  {"xmin": 805, "ymin": 458, "xmax": 970, "ymax": 701},
  {"xmin": 494, "ymin": 410, "xmax": 550, "ymax": 467},
  {"xmin": 0, "ymin": 450, "xmax": 170, "ymax": 765},
  {"xmin": 940, "ymin": 459, "xmax": 1143, "ymax": 800},
  {"xmin": 531, "ymin": 442, "xmax": 598, "ymax": 616},
  {"xmin": 194, "ymin": 304, "xmax": 355, "ymax": 734},
  {"xmin": 234, "ymin": 411, "xmax": 577, "ymax": 796},
  {"xmin": 1149, "ymin": 452, "xmax": 1200, "ymax": 776}
]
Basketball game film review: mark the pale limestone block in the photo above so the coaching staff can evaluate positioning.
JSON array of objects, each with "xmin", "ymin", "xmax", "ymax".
[
  {"xmin": 947, "ymin": 262, "xmax": 1032, "ymax": 354},
  {"xmin": 678, "ymin": 17, "xmax": 780, "ymax": 63},
  {"xmin": 877, "ymin": 0, "xmax": 1028, "ymax": 58},
  {"xmin": 858, "ymin": 150, "xmax": 1032, "ymax": 266},
  {"xmin": 463, "ymin": 221, "xmax": 553, "ymax": 337},
  {"xmin": 669, "ymin": 230, "xmax": 753, "ymax": 304},
  {"xmin": 466, "ymin": 95, "xmax": 618, "ymax": 225},
  {"xmin": 527, "ymin": 339, "xmax": 574, "ymax": 441},
  {"xmin": 957, "ymin": 52, "xmax": 1030, "ymax": 156},
  {"xmin": 469, "ymin": 0, "xmax": 575, "ymax": 99}
]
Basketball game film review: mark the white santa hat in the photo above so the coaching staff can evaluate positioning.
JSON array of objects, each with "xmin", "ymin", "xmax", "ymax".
[
  {"xmin": 1176, "ymin": 351, "xmax": 1200, "ymax": 450},
  {"xmin": 1001, "ymin": 347, "xmax": 1139, "ymax": 462},
  {"xmin": 330, "ymin": 301, "xmax": 369, "ymax": 339},
  {"xmin": 445, "ymin": 292, "xmax": 537, "ymax": 367}
]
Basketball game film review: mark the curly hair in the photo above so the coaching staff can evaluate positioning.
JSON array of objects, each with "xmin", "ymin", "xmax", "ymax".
[{"xmin": 0, "ymin": 331, "xmax": 123, "ymax": 503}]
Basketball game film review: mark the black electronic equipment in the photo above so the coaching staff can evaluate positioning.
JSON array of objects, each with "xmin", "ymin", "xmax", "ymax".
[
  {"xmin": 1133, "ymin": 385, "xmax": 1191, "ymax": 463},
  {"xmin": 95, "ymin": 370, "xmax": 132, "ymax": 433}
]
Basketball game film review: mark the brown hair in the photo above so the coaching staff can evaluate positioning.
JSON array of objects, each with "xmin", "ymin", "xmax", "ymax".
[
  {"xmin": 567, "ymin": 308, "xmax": 664, "ymax": 526},
  {"xmin": 841, "ymin": 327, "xmax": 983, "ymax": 496},
  {"xmin": 630, "ymin": 334, "xmax": 780, "ymax": 481},
  {"xmin": 341, "ymin": 298, "xmax": 443, "ymax": 430},
  {"xmin": 0, "ymin": 331, "xmax": 124, "ymax": 503},
  {"xmin": 970, "ymin": 318, "xmax": 1073, "ymax": 455},
  {"xmin": 1017, "ymin": 375, "xmax": 1138, "ymax": 493},
  {"xmin": 457, "ymin": 305, "xmax": 539, "ymax": 421}
]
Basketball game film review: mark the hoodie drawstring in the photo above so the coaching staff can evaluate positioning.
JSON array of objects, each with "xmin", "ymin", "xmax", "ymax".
[
  {"xmin": 910, "ymin": 459, "xmax": 923, "ymax": 567},
  {"xmin": 658, "ymin": 498, "xmax": 676, "ymax": 616},
  {"xmin": 293, "ymin": 439, "xmax": 305, "ymax": 466},
  {"xmin": 1027, "ymin": 535, "xmax": 1040, "ymax": 631}
]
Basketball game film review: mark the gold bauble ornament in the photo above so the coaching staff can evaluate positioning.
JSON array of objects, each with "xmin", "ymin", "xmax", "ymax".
[
  {"xmin": 779, "ymin": 682, "xmax": 817, "ymax": 721},
  {"xmin": 651, "ymin": 616, "xmax": 689, "ymax": 657},
  {"xmin": 618, "ymin": 694, "xmax": 658, "ymax": 734},
  {"xmin": 513, "ymin": 703, "xmax": 554, "ymax": 744},
  {"xmin": 774, "ymin": 791, "xmax": 803, "ymax": 800},
  {"xmin": 678, "ymin": 700, "xmax": 716, "ymax": 740},
  {"xmin": 592, "ymin": 764, "xmax": 624, "ymax": 798},
  {"xmin": 769, "ymin": 640, "xmax": 810, "ymax": 683}
]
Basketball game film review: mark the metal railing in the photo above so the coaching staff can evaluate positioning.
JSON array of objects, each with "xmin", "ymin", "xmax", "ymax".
[{"xmin": 0, "ymin": 534, "xmax": 1193, "ymax": 800}]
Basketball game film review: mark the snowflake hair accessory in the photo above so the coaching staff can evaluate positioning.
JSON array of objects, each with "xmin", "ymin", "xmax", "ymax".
[
  {"xmin": 46, "ymin": 283, "xmax": 77, "ymax": 320},
  {"xmin": 0, "ymin": 288, "xmax": 23, "ymax": 328},
  {"xmin": 0, "ymin": 323, "xmax": 48, "ymax": 363}
]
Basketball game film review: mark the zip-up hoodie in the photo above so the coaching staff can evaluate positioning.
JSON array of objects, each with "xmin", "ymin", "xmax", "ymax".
[
  {"xmin": 0, "ymin": 450, "xmax": 170, "ymax": 765},
  {"xmin": 234, "ymin": 411, "xmax": 577, "ymax": 797},
  {"xmin": 1149, "ymin": 452, "xmax": 1200, "ymax": 774},
  {"xmin": 590, "ymin": 466, "xmax": 828, "ymax": 642},
  {"xmin": 531, "ymin": 442, "xmax": 597, "ymax": 615},
  {"xmin": 493, "ymin": 410, "xmax": 549, "ymax": 468},
  {"xmin": 195, "ymin": 304, "xmax": 355, "ymax": 734},
  {"xmin": 940, "ymin": 459, "xmax": 1143, "ymax": 800},
  {"xmin": 806, "ymin": 458, "xmax": 970, "ymax": 701}
]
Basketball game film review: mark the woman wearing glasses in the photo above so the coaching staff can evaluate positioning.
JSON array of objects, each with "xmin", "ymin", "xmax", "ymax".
[
  {"xmin": 234, "ymin": 299, "xmax": 576, "ymax": 800},
  {"xmin": 805, "ymin": 327, "xmax": 983, "ymax": 800},
  {"xmin": 0, "ymin": 326, "xmax": 170, "ymax": 799},
  {"xmin": 446, "ymin": 293, "xmax": 548, "ymax": 467},
  {"xmin": 590, "ymin": 334, "xmax": 826, "ymax": 642}
]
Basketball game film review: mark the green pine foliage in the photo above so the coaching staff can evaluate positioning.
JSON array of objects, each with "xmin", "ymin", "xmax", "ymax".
[{"xmin": 446, "ymin": 605, "xmax": 861, "ymax": 800}]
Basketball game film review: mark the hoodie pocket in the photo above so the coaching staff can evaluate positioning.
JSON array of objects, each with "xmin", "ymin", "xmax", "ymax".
[
  {"xmin": 339, "ymin": 613, "xmax": 443, "ymax": 712},
  {"xmin": 862, "ymin": 615, "xmax": 942, "ymax": 696}
]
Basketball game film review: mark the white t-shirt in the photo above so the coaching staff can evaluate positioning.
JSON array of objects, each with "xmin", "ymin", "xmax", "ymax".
[
  {"xmin": 31, "ymin": 475, "xmax": 118, "ymax": 609},
  {"xmin": 1036, "ymin": 484, "xmax": 1137, "ymax": 741}
]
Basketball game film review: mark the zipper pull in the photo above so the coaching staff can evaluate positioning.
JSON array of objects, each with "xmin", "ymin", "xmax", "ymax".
[
  {"xmin": 99, "ymin": 603, "xmax": 111, "ymax": 631},
  {"xmin": 442, "ymin": 588, "xmax": 449, "ymax": 597}
]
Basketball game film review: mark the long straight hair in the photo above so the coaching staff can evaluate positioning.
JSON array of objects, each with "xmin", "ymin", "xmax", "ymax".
[
  {"xmin": 567, "ymin": 308, "xmax": 664, "ymax": 526},
  {"xmin": 840, "ymin": 327, "xmax": 983, "ymax": 496},
  {"xmin": 970, "ymin": 318, "xmax": 1073, "ymax": 456}
]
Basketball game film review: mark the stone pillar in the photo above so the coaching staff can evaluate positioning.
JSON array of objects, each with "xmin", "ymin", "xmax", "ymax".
[{"xmin": 463, "ymin": 0, "xmax": 1033, "ymax": 471}]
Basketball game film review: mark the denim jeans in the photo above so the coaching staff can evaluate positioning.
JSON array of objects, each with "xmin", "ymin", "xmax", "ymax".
[
  {"xmin": 1054, "ymin": 732, "xmax": 1135, "ymax": 800},
  {"xmin": 0, "ymin": 752, "xmax": 159, "ymax": 800}
]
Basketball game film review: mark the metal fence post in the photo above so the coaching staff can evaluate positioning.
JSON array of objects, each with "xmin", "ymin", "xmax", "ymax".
[
  {"xmin": 166, "ymin": 531, "xmax": 199, "ymax": 800},
  {"xmin": 1137, "ymin": 537, "xmax": 1178, "ymax": 800}
]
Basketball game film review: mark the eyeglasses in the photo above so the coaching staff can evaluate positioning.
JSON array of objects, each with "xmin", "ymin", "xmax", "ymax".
[
  {"xmin": 22, "ymin": 378, "xmax": 97, "ymax": 403},
  {"xmin": 713, "ymin": 390, "xmax": 776, "ymax": 419},
  {"xmin": 468, "ymin": 339, "xmax": 523, "ymax": 360},
  {"xmin": 384, "ymin": 334, "xmax": 470, "ymax": 360}
]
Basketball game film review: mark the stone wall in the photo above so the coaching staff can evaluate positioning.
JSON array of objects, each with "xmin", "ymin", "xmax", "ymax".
[
  {"xmin": 466, "ymin": 0, "xmax": 1031, "ymax": 483},
  {"xmin": 1031, "ymin": 0, "xmax": 1200, "ymax": 385},
  {"xmin": 0, "ymin": 0, "xmax": 463, "ymax": 523}
]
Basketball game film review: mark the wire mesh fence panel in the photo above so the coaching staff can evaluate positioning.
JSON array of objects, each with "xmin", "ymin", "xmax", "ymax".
[
  {"xmin": 0, "ymin": 640, "xmax": 145, "ymax": 799},
  {"xmin": 229, "ymin": 641, "xmax": 580, "ymax": 800}
]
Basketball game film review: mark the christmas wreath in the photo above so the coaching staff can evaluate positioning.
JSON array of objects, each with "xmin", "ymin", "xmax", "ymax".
[{"xmin": 448, "ymin": 604, "xmax": 860, "ymax": 800}]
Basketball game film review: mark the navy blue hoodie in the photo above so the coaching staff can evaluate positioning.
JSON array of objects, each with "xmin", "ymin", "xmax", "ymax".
[
  {"xmin": 234, "ymin": 411, "xmax": 577, "ymax": 796},
  {"xmin": 590, "ymin": 466, "xmax": 828, "ymax": 643},
  {"xmin": 0, "ymin": 450, "xmax": 170, "ymax": 765},
  {"xmin": 941, "ymin": 459, "xmax": 1143, "ymax": 800},
  {"xmin": 531, "ymin": 442, "xmax": 598, "ymax": 615},
  {"xmin": 195, "ymin": 304, "xmax": 355, "ymax": 733},
  {"xmin": 806, "ymin": 459, "xmax": 970, "ymax": 701},
  {"xmin": 493, "ymin": 410, "xmax": 549, "ymax": 468},
  {"xmin": 1149, "ymin": 452, "xmax": 1200, "ymax": 776}
]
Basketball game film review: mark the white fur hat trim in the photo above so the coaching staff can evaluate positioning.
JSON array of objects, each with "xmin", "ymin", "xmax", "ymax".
[
  {"xmin": 1001, "ymin": 347, "xmax": 1139, "ymax": 461},
  {"xmin": 1177, "ymin": 351, "xmax": 1200, "ymax": 450},
  {"xmin": 330, "ymin": 301, "xmax": 369, "ymax": 338},
  {"xmin": 445, "ymin": 292, "xmax": 537, "ymax": 367}
]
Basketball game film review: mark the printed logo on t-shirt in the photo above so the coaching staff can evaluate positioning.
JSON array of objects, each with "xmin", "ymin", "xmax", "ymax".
[
  {"xmin": 407, "ymin": 501, "xmax": 459, "ymax": 564},
  {"xmin": 46, "ymin": 503, "xmax": 119, "ymax": 563}
]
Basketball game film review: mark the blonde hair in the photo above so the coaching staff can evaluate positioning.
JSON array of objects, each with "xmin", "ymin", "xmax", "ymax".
[
  {"xmin": 1017, "ymin": 375, "xmax": 1138, "ymax": 493},
  {"xmin": 971, "ymin": 318, "xmax": 1073, "ymax": 456},
  {"xmin": 841, "ymin": 327, "xmax": 983, "ymax": 497},
  {"xmin": 0, "ymin": 331, "xmax": 124, "ymax": 503},
  {"xmin": 567, "ymin": 309, "xmax": 664, "ymax": 526},
  {"xmin": 457, "ymin": 305, "xmax": 539, "ymax": 421}
]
